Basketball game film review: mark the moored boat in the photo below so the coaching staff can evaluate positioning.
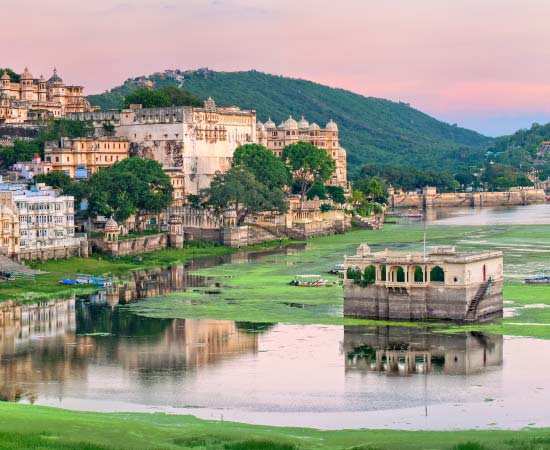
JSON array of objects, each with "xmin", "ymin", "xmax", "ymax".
[
  {"xmin": 525, "ymin": 276, "xmax": 550, "ymax": 285},
  {"xmin": 289, "ymin": 274, "xmax": 329, "ymax": 287}
]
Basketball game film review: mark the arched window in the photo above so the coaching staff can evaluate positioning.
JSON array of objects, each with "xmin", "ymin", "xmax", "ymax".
[
  {"xmin": 346, "ymin": 266, "xmax": 362, "ymax": 284},
  {"xmin": 397, "ymin": 267, "xmax": 405, "ymax": 283},
  {"xmin": 363, "ymin": 265, "xmax": 376, "ymax": 285},
  {"xmin": 414, "ymin": 266, "xmax": 424, "ymax": 282},
  {"xmin": 431, "ymin": 266, "xmax": 445, "ymax": 283}
]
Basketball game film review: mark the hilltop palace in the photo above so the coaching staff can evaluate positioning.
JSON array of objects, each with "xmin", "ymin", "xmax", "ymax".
[
  {"xmin": 256, "ymin": 116, "xmax": 347, "ymax": 188},
  {"xmin": 67, "ymin": 98, "xmax": 348, "ymax": 193},
  {"xmin": 0, "ymin": 68, "xmax": 91, "ymax": 122}
]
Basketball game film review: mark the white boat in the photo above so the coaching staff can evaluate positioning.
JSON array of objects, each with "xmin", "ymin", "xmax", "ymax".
[{"xmin": 289, "ymin": 274, "xmax": 329, "ymax": 287}]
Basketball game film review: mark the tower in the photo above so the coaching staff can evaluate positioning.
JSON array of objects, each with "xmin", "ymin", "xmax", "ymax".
[
  {"xmin": 103, "ymin": 217, "xmax": 120, "ymax": 254},
  {"xmin": 168, "ymin": 215, "xmax": 184, "ymax": 248},
  {"xmin": 20, "ymin": 67, "xmax": 34, "ymax": 101}
]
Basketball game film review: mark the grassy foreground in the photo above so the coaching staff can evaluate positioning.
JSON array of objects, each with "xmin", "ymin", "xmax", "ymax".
[
  {"xmin": 129, "ymin": 224, "xmax": 550, "ymax": 339},
  {"xmin": 0, "ymin": 403, "xmax": 549, "ymax": 450}
]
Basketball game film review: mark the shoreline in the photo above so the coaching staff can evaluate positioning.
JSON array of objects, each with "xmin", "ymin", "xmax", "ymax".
[
  {"xmin": 0, "ymin": 402, "xmax": 548, "ymax": 450},
  {"xmin": 0, "ymin": 238, "xmax": 301, "ymax": 304}
]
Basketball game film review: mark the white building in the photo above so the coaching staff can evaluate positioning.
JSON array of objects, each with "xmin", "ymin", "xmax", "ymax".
[
  {"xmin": 0, "ymin": 183, "xmax": 87, "ymax": 260},
  {"xmin": 68, "ymin": 98, "xmax": 257, "ymax": 195}
]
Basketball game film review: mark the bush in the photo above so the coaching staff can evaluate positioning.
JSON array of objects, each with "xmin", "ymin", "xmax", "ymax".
[
  {"xmin": 346, "ymin": 268, "xmax": 362, "ymax": 284},
  {"xmin": 224, "ymin": 440, "xmax": 299, "ymax": 450},
  {"xmin": 451, "ymin": 443, "xmax": 489, "ymax": 450}
]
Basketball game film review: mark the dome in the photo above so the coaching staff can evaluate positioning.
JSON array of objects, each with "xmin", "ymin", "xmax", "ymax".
[
  {"xmin": 326, "ymin": 119, "xmax": 338, "ymax": 131},
  {"xmin": 264, "ymin": 117, "xmax": 276, "ymax": 129},
  {"xmin": 1, "ymin": 71, "xmax": 11, "ymax": 81},
  {"xmin": 338, "ymin": 146, "xmax": 347, "ymax": 157},
  {"xmin": 104, "ymin": 217, "xmax": 119, "ymax": 232},
  {"xmin": 309, "ymin": 123, "xmax": 320, "ymax": 131},
  {"xmin": 284, "ymin": 115, "xmax": 298, "ymax": 130},
  {"xmin": 39, "ymin": 74, "xmax": 46, "ymax": 83},
  {"xmin": 256, "ymin": 121, "xmax": 265, "ymax": 131},
  {"xmin": 297, "ymin": 116, "xmax": 309, "ymax": 129},
  {"xmin": 47, "ymin": 68, "xmax": 63, "ymax": 85},
  {"xmin": 277, "ymin": 121, "xmax": 285, "ymax": 129},
  {"xmin": 20, "ymin": 67, "xmax": 33, "ymax": 80}
]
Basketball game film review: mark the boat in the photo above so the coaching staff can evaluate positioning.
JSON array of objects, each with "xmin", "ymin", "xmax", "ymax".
[
  {"xmin": 329, "ymin": 264, "xmax": 345, "ymax": 276},
  {"xmin": 390, "ymin": 209, "xmax": 423, "ymax": 219},
  {"xmin": 289, "ymin": 274, "xmax": 328, "ymax": 287},
  {"xmin": 60, "ymin": 274, "xmax": 113, "ymax": 287},
  {"xmin": 76, "ymin": 274, "xmax": 113, "ymax": 287},
  {"xmin": 525, "ymin": 276, "xmax": 550, "ymax": 285}
]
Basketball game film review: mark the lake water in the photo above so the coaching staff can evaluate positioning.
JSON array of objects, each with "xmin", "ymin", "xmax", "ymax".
[
  {"xmin": 424, "ymin": 203, "xmax": 550, "ymax": 225},
  {"xmin": 1, "ymin": 208, "xmax": 550, "ymax": 430},
  {"xmin": 0, "ymin": 273, "xmax": 548, "ymax": 430}
]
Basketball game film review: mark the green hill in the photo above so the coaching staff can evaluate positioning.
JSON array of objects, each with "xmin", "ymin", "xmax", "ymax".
[
  {"xmin": 88, "ymin": 69, "xmax": 492, "ymax": 178},
  {"xmin": 487, "ymin": 122, "xmax": 550, "ymax": 177}
]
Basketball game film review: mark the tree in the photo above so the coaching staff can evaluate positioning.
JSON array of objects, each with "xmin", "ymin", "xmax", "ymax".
[
  {"xmin": 0, "ymin": 119, "xmax": 94, "ymax": 168},
  {"xmin": 82, "ymin": 158, "xmax": 173, "ymax": 223},
  {"xmin": 204, "ymin": 166, "xmax": 287, "ymax": 225},
  {"xmin": 326, "ymin": 186, "xmax": 346, "ymax": 204},
  {"xmin": 0, "ymin": 68, "xmax": 20, "ymax": 82},
  {"xmin": 122, "ymin": 86, "xmax": 202, "ymax": 108},
  {"xmin": 364, "ymin": 178, "xmax": 387, "ymax": 203},
  {"xmin": 233, "ymin": 144, "xmax": 290, "ymax": 190},
  {"xmin": 34, "ymin": 171, "xmax": 72, "ymax": 190},
  {"xmin": 348, "ymin": 189, "xmax": 366, "ymax": 207},
  {"xmin": 281, "ymin": 141, "xmax": 335, "ymax": 200},
  {"xmin": 0, "ymin": 140, "xmax": 41, "ymax": 167},
  {"xmin": 306, "ymin": 181, "xmax": 327, "ymax": 200},
  {"xmin": 158, "ymin": 86, "xmax": 203, "ymax": 107}
]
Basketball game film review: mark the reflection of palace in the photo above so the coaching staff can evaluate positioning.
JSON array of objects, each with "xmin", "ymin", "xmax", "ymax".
[
  {"xmin": 0, "ymin": 298, "xmax": 79, "ymax": 402},
  {"xmin": 343, "ymin": 326, "xmax": 503, "ymax": 376},
  {"xmin": 0, "ymin": 296, "xmax": 257, "ymax": 402},
  {"xmin": 88, "ymin": 263, "xmax": 217, "ymax": 307},
  {"xmin": 112, "ymin": 319, "xmax": 258, "ymax": 374},
  {"xmin": 0, "ymin": 298, "xmax": 76, "ymax": 354}
]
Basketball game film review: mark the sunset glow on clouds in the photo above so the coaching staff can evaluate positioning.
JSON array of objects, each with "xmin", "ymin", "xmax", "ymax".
[{"xmin": 4, "ymin": 0, "xmax": 550, "ymax": 135}]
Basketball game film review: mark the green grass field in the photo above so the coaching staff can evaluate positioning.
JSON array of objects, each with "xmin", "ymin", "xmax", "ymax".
[{"xmin": 0, "ymin": 403, "xmax": 549, "ymax": 450}]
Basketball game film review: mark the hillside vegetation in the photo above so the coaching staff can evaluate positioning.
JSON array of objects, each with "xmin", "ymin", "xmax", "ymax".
[
  {"xmin": 88, "ymin": 69, "xmax": 492, "ymax": 178},
  {"xmin": 489, "ymin": 122, "xmax": 550, "ymax": 177}
]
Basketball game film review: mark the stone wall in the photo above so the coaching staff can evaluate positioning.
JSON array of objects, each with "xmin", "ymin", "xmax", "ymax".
[
  {"xmin": 390, "ymin": 189, "xmax": 547, "ymax": 208},
  {"xmin": 343, "ymin": 279, "xmax": 503, "ymax": 321},
  {"xmin": 92, "ymin": 233, "xmax": 169, "ymax": 257},
  {"xmin": 222, "ymin": 226, "xmax": 249, "ymax": 247},
  {"xmin": 14, "ymin": 242, "xmax": 88, "ymax": 262}
]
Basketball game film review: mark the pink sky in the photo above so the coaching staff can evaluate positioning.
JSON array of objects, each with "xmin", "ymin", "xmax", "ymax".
[{"xmin": 4, "ymin": 0, "xmax": 550, "ymax": 136}]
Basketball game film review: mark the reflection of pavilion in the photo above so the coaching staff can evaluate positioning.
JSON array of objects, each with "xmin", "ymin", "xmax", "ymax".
[{"xmin": 343, "ymin": 326, "xmax": 503, "ymax": 376}]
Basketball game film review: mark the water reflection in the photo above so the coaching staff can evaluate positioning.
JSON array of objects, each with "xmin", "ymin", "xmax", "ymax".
[
  {"xmin": 0, "ymin": 297, "xmax": 258, "ymax": 404},
  {"xmin": 344, "ymin": 326, "xmax": 503, "ymax": 376}
]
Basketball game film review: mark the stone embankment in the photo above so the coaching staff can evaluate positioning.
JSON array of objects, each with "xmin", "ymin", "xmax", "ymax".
[{"xmin": 390, "ymin": 188, "xmax": 546, "ymax": 208}]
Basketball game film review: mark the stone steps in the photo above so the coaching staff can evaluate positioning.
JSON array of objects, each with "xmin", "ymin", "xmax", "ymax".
[{"xmin": 0, "ymin": 256, "xmax": 43, "ymax": 275}]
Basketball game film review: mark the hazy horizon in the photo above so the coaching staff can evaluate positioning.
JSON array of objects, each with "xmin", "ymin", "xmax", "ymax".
[{"xmin": 4, "ymin": 0, "xmax": 550, "ymax": 137}]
